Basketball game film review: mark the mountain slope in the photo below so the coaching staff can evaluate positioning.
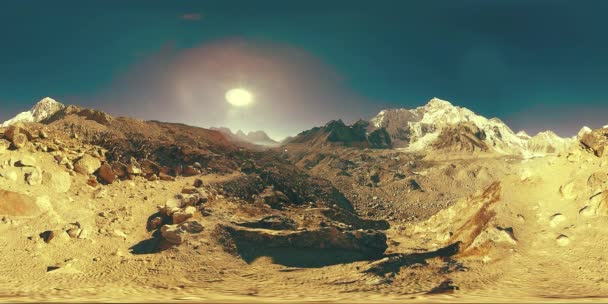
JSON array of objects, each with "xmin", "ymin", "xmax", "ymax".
[
  {"xmin": 1, "ymin": 97, "xmax": 65, "ymax": 127},
  {"xmin": 287, "ymin": 119, "xmax": 391, "ymax": 149},
  {"xmin": 369, "ymin": 98, "xmax": 528, "ymax": 154}
]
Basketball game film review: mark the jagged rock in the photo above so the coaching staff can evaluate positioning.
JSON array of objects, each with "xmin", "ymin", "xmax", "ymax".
[
  {"xmin": 172, "ymin": 206, "xmax": 196, "ymax": 225},
  {"xmin": 180, "ymin": 220, "xmax": 204, "ymax": 233},
  {"xmin": 581, "ymin": 128, "xmax": 608, "ymax": 157},
  {"xmin": 98, "ymin": 163, "xmax": 116, "ymax": 184},
  {"xmin": 139, "ymin": 159, "xmax": 160, "ymax": 175},
  {"xmin": 6, "ymin": 127, "xmax": 28, "ymax": 149},
  {"xmin": 111, "ymin": 162, "xmax": 128, "ymax": 179},
  {"xmin": 74, "ymin": 154, "xmax": 101, "ymax": 175},
  {"xmin": 147, "ymin": 216, "xmax": 163, "ymax": 231},
  {"xmin": 161, "ymin": 225, "xmax": 184, "ymax": 244},
  {"xmin": 127, "ymin": 163, "xmax": 141, "ymax": 175}
]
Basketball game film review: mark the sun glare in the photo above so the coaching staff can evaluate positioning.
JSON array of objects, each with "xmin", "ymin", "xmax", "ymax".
[{"xmin": 225, "ymin": 88, "xmax": 253, "ymax": 107}]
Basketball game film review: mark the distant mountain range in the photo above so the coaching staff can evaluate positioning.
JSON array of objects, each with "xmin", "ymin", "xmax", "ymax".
[
  {"xmin": 1, "ymin": 97, "xmax": 593, "ymax": 155},
  {"xmin": 286, "ymin": 97, "xmax": 589, "ymax": 155},
  {"xmin": 211, "ymin": 127, "xmax": 279, "ymax": 147}
]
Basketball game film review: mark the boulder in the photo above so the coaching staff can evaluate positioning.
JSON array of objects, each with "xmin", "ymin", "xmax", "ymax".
[
  {"xmin": 147, "ymin": 216, "xmax": 163, "ymax": 231},
  {"xmin": 98, "ymin": 163, "xmax": 116, "ymax": 184},
  {"xmin": 140, "ymin": 159, "xmax": 161, "ymax": 175},
  {"xmin": 74, "ymin": 154, "xmax": 101, "ymax": 175},
  {"xmin": 183, "ymin": 166, "xmax": 199, "ymax": 177},
  {"xmin": 5, "ymin": 126, "xmax": 30, "ymax": 149},
  {"xmin": 181, "ymin": 186, "xmax": 197, "ymax": 194},
  {"xmin": 180, "ymin": 220, "xmax": 204, "ymax": 233},
  {"xmin": 42, "ymin": 170, "xmax": 71, "ymax": 193},
  {"xmin": 172, "ymin": 206, "xmax": 196, "ymax": 224},
  {"xmin": 581, "ymin": 128, "xmax": 608, "ymax": 157},
  {"xmin": 160, "ymin": 224, "xmax": 186, "ymax": 244},
  {"xmin": 16, "ymin": 156, "xmax": 36, "ymax": 167},
  {"xmin": 111, "ymin": 162, "xmax": 128, "ymax": 179},
  {"xmin": 0, "ymin": 190, "xmax": 41, "ymax": 216}
]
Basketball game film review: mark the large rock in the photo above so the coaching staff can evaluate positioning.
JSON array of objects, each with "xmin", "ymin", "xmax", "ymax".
[
  {"xmin": 74, "ymin": 154, "xmax": 101, "ymax": 175},
  {"xmin": 160, "ymin": 220, "xmax": 204, "ymax": 244},
  {"xmin": 98, "ymin": 163, "xmax": 116, "ymax": 184},
  {"xmin": 5, "ymin": 126, "xmax": 28, "ymax": 149},
  {"xmin": 172, "ymin": 206, "xmax": 196, "ymax": 224},
  {"xmin": 0, "ymin": 190, "xmax": 41, "ymax": 216},
  {"xmin": 42, "ymin": 170, "xmax": 71, "ymax": 193},
  {"xmin": 581, "ymin": 128, "xmax": 608, "ymax": 157}
]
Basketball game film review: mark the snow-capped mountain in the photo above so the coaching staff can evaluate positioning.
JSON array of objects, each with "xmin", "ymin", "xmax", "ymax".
[
  {"xmin": 1, "ymin": 97, "xmax": 65, "ymax": 127},
  {"xmin": 368, "ymin": 97, "xmax": 574, "ymax": 155}
]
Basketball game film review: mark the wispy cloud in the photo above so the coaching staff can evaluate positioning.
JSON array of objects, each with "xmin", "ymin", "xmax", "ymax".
[{"xmin": 180, "ymin": 13, "xmax": 202, "ymax": 21}]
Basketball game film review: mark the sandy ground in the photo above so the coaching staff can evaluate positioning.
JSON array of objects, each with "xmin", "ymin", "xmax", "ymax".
[{"xmin": 2, "ymin": 140, "xmax": 608, "ymax": 303}]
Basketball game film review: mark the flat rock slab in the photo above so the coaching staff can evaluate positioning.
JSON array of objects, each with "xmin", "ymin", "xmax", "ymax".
[{"xmin": 0, "ymin": 189, "xmax": 40, "ymax": 217}]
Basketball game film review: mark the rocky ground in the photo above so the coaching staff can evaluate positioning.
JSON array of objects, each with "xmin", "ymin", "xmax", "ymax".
[{"xmin": 3, "ymin": 108, "xmax": 608, "ymax": 302}]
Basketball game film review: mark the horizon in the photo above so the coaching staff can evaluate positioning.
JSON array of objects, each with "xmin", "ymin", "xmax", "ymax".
[
  {"xmin": 2, "ymin": 95, "xmax": 592, "ymax": 140},
  {"xmin": 2, "ymin": 1, "xmax": 608, "ymax": 138}
]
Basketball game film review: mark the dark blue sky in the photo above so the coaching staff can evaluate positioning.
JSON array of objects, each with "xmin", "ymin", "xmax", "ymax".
[{"xmin": 1, "ymin": 0, "xmax": 608, "ymax": 138}]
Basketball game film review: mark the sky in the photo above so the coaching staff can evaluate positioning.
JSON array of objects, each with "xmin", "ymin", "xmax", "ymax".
[{"xmin": 1, "ymin": 0, "xmax": 608, "ymax": 139}]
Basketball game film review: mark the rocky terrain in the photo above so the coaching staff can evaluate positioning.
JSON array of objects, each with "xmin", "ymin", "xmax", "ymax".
[{"xmin": 2, "ymin": 97, "xmax": 608, "ymax": 302}]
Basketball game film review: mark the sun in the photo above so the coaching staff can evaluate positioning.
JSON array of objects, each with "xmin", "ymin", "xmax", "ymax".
[{"xmin": 225, "ymin": 88, "xmax": 253, "ymax": 107}]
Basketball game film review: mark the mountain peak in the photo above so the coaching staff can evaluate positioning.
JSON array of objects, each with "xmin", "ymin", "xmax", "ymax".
[
  {"xmin": 426, "ymin": 97, "xmax": 453, "ymax": 108},
  {"xmin": 1, "ymin": 97, "xmax": 65, "ymax": 127}
]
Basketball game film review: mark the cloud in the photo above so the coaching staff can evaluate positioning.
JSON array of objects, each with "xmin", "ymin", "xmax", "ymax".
[
  {"xmin": 180, "ymin": 13, "xmax": 202, "ymax": 21},
  {"xmin": 92, "ymin": 39, "xmax": 379, "ymax": 139}
]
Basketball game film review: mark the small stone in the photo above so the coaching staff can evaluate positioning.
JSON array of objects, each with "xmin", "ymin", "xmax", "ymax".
[
  {"xmin": 66, "ymin": 228, "xmax": 82, "ymax": 238},
  {"xmin": 181, "ymin": 186, "xmax": 197, "ymax": 195},
  {"xmin": 40, "ymin": 230, "xmax": 56, "ymax": 243},
  {"xmin": 159, "ymin": 173, "xmax": 175, "ymax": 181},
  {"xmin": 147, "ymin": 216, "xmax": 163, "ymax": 230},
  {"xmin": 180, "ymin": 220, "xmax": 204, "ymax": 233},
  {"xmin": 183, "ymin": 166, "xmax": 199, "ymax": 177},
  {"xmin": 193, "ymin": 178, "xmax": 204, "ymax": 188}
]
